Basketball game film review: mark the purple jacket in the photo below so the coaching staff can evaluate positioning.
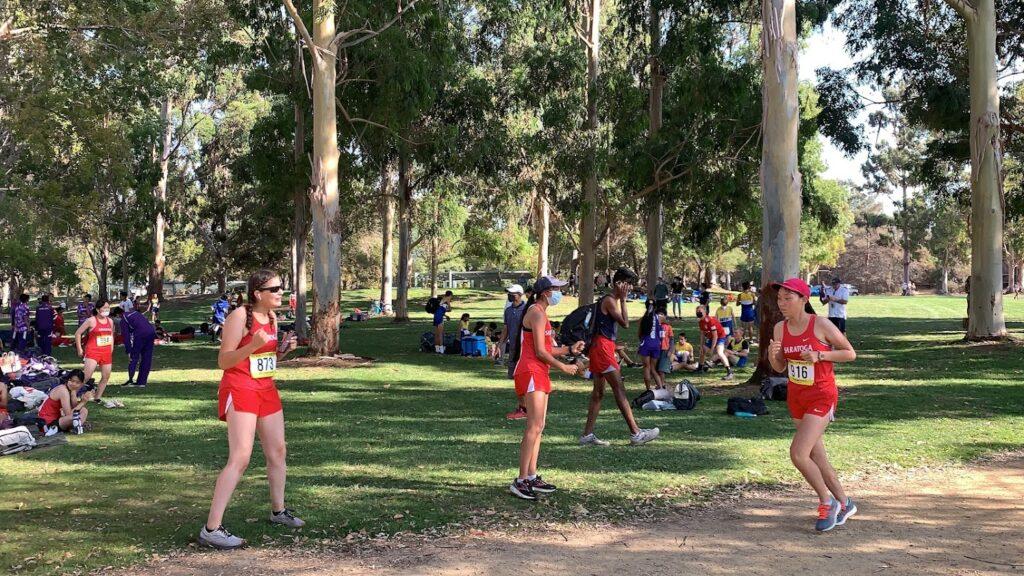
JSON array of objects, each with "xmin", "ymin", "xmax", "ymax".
[
  {"xmin": 122, "ymin": 310, "xmax": 157, "ymax": 353},
  {"xmin": 13, "ymin": 302, "xmax": 29, "ymax": 331},
  {"xmin": 36, "ymin": 303, "xmax": 54, "ymax": 332}
]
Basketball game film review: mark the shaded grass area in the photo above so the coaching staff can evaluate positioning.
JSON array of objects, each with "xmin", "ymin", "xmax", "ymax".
[{"xmin": 2, "ymin": 291, "xmax": 1023, "ymax": 574}]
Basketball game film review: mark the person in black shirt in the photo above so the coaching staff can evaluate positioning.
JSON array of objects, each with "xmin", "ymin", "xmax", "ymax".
[{"xmin": 670, "ymin": 276, "xmax": 685, "ymax": 319}]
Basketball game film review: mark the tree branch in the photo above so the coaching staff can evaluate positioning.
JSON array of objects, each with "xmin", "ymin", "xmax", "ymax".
[
  {"xmin": 940, "ymin": 0, "xmax": 976, "ymax": 19},
  {"xmin": 281, "ymin": 0, "xmax": 320, "ymax": 64},
  {"xmin": 332, "ymin": 0, "xmax": 424, "ymax": 50}
]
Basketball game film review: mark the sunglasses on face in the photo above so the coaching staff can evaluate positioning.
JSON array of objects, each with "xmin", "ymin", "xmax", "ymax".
[{"xmin": 257, "ymin": 285, "xmax": 283, "ymax": 293}]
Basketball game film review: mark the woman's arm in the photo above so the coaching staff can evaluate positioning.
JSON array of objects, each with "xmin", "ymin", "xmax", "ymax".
[
  {"xmin": 217, "ymin": 308, "xmax": 266, "ymax": 370},
  {"xmin": 526, "ymin": 308, "xmax": 576, "ymax": 375},
  {"xmin": 767, "ymin": 322, "xmax": 787, "ymax": 372},
  {"xmin": 74, "ymin": 317, "xmax": 93, "ymax": 355},
  {"xmin": 816, "ymin": 319, "xmax": 856, "ymax": 363}
]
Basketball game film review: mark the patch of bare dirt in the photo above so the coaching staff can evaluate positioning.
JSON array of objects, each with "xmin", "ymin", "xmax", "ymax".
[{"xmin": 279, "ymin": 354, "xmax": 374, "ymax": 369}]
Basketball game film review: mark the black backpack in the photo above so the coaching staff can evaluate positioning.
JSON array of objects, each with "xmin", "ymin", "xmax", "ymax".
[
  {"xmin": 419, "ymin": 332, "xmax": 434, "ymax": 353},
  {"xmin": 631, "ymin": 389, "xmax": 655, "ymax": 409},
  {"xmin": 726, "ymin": 396, "xmax": 769, "ymax": 416},
  {"xmin": 559, "ymin": 295, "xmax": 608, "ymax": 354},
  {"xmin": 672, "ymin": 380, "xmax": 701, "ymax": 410},
  {"xmin": 760, "ymin": 376, "xmax": 788, "ymax": 401},
  {"xmin": 425, "ymin": 297, "xmax": 441, "ymax": 314}
]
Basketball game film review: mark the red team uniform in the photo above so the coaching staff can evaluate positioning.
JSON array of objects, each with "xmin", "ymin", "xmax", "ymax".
[
  {"xmin": 84, "ymin": 317, "xmax": 114, "ymax": 365},
  {"xmin": 218, "ymin": 318, "xmax": 282, "ymax": 420},
  {"xmin": 782, "ymin": 315, "xmax": 838, "ymax": 420},
  {"xmin": 513, "ymin": 316, "xmax": 554, "ymax": 396}
]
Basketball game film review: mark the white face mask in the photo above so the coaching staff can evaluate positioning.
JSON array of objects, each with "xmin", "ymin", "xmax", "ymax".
[{"xmin": 99, "ymin": 310, "xmax": 110, "ymax": 318}]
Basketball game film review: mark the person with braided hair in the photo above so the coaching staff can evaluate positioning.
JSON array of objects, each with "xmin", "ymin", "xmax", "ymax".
[{"xmin": 199, "ymin": 270, "xmax": 300, "ymax": 550}]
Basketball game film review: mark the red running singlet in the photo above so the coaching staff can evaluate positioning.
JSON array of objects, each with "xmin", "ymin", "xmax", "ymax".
[
  {"xmin": 84, "ymin": 317, "xmax": 114, "ymax": 364},
  {"xmin": 782, "ymin": 315, "xmax": 838, "ymax": 419},
  {"xmin": 513, "ymin": 313, "xmax": 553, "ymax": 396}
]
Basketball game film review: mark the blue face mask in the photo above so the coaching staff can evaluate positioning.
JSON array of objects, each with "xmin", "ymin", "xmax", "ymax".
[{"xmin": 548, "ymin": 290, "xmax": 563, "ymax": 307}]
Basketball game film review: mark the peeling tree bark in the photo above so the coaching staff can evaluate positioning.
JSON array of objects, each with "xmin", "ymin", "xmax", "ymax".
[
  {"xmin": 961, "ymin": 0, "xmax": 1006, "ymax": 339},
  {"xmin": 536, "ymin": 194, "xmax": 550, "ymax": 278},
  {"xmin": 292, "ymin": 32, "xmax": 310, "ymax": 339},
  {"xmin": 754, "ymin": 0, "xmax": 802, "ymax": 382},
  {"xmin": 308, "ymin": 0, "xmax": 342, "ymax": 355}
]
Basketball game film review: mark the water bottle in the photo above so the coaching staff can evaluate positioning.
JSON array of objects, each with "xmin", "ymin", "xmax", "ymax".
[{"xmin": 72, "ymin": 410, "xmax": 84, "ymax": 434}]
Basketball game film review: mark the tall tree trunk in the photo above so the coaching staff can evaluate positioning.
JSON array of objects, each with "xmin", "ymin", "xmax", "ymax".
[
  {"xmin": 292, "ymin": 31, "xmax": 310, "ymax": 339},
  {"xmin": 962, "ymin": 0, "xmax": 1006, "ymax": 339},
  {"xmin": 217, "ymin": 272, "xmax": 227, "ymax": 294},
  {"xmin": 395, "ymin": 152, "xmax": 412, "ymax": 322},
  {"xmin": 148, "ymin": 97, "xmax": 173, "ymax": 297},
  {"xmin": 941, "ymin": 266, "xmax": 950, "ymax": 295},
  {"xmin": 379, "ymin": 161, "xmax": 395, "ymax": 313},
  {"xmin": 308, "ymin": 0, "xmax": 343, "ymax": 354},
  {"xmin": 578, "ymin": 0, "xmax": 602, "ymax": 306},
  {"xmin": 100, "ymin": 243, "xmax": 110, "ymax": 299},
  {"xmin": 536, "ymin": 194, "xmax": 550, "ymax": 278},
  {"xmin": 429, "ymin": 231, "xmax": 439, "ymax": 298},
  {"xmin": 901, "ymin": 184, "xmax": 911, "ymax": 293},
  {"xmin": 755, "ymin": 0, "xmax": 802, "ymax": 382},
  {"xmin": 645, "ymin": 1, "xmax": 664, "ymax": 292},
  {"xmin": 121, "ymin": 246, "xmax": 129, "ymax": 294}
]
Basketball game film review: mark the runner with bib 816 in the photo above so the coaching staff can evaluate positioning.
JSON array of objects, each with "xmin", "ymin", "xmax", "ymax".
[{"xmin": 766, "ymin": 277, "xmax": 857, "ymax": 533}]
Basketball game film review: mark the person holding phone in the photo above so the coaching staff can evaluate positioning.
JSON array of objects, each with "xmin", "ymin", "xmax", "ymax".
[{"xmin": 199, "ymin": 269, "xmax": 300, "ymax": 550}]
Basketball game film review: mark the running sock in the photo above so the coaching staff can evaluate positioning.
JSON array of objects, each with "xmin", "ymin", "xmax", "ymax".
[{"xmin": 526, "ymin": 474, "xmax": 537, "ymax": 481}]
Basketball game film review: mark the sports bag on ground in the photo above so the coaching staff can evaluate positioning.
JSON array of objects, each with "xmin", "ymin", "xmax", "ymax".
[
  {"xmin": 726, "ymin": 396, "xmax": 768, "ymax": 416},
  {"xmin": 760, "ymin": 376, "xmax": 788, "ymax": 401},
  {"xmin": 419, "ymin": 332, "xmax": 435, "ymax": 353},
  {"xmin": 672, "ymin": 380, "xmax": 701, "ymax": 410},
  {"xmin": 631, "ymin": 389, "xmax": 655, "ymax": 409},
  {"xmin": 0, "ymin": 425, "xmax": 37, "ymax": 456}
]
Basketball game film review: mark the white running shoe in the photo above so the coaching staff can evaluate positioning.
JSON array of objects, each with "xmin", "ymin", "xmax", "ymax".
[
  {"xmin": 198, "ymin": 525, "xmax": 245, "ymax": 550},
  {"xmin": 579, "ymin": 433, "xmax": 610, "ymax": 447},
  {"xmin": 630, "ymin": 427, "xmax": 660, "ymax": 446}
]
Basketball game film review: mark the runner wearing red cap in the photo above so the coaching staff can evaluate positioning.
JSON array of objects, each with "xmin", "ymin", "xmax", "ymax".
[{"xmin": 767, "ymin": 277, "xmax": 858, "ymax": 532}]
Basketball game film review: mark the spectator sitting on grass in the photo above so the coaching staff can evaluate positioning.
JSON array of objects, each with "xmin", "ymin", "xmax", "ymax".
[
  {"xmin": 725, "ymin": 327, "xmax": 751, "ymax": 368},
  {"xmin": 459, "ymin": 313, "xmax": 472, "ymax": 338},
  {"xmin": 672, "ymin": 333, "xmax": 699, "ymax": 372}
]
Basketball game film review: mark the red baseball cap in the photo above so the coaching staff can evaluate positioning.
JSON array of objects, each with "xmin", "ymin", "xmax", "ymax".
[{"xmin": 771, "ymin": 277, "xmax": 811, "ymax": 299}]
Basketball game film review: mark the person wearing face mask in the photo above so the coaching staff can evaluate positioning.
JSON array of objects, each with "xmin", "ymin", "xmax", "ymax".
[
  {"xmin": 767, "ymin": 278, "xmax": 857, "ymax": 532},
  {"xmin": 74, "ymin": 297, "xmax": 116, "ymax": 404},
  {"xmin": 200, "ymin": 269, "xmax": 300, "ymax": 550},
  {"xmin": 697, "ymin": 304, "xmax": 733, "ymax": 380},
  {"xmin": 499, "ymin": 284, "xmax": 529, "ymax": 419},
  {"xmin": 508, "ymin": 276, "xmax": 584, "ymax": 500}
]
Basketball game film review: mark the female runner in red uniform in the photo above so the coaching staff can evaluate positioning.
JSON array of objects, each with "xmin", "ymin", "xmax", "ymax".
[
  {"xmin": 199, "ymin": 270, "xmax": 299, "ymax": 550},
  {"xmin": 74, "ymin": 298, "xmax": 114, "ymax": 404},
  {"xmin": 509, "ymin": 276, "xmax": 583, "ymax": 500},
  {"xmin": 767, "ymin": 278, "xmax": 857, "ymax": 532}
]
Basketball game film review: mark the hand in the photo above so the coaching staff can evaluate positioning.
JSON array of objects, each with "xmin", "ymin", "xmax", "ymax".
[
  {"xmin": 279, "ymin": 332, "xmax": 298, "ymax": 353},
  {"xmin": 570, "ymin": 340, "xmax": 585, "ymax": 355},
  {"xmin": 559, "ymin": 362, "xmax": 579, "ymax": 376},
  {"xmin": 799, "ymin": 349, "xmax": 817, "ymax": 362},
  {"xmin": 82, "ymin": 391, "xmax": 95, "ymax": 402},
  {"xmin": 77, "ymin": 347, "xmax": 84, "ymax": 358},
  {"xmin": 614, "ymin": 282, "xmax": 628, "ymax": 299},
  {"xmin": 768, "ymin": 338, "xmax": 782, "ymax": 359},
  {"xmin": 252, "ymin": 330, "xmax": 273, "ymax": 349}
]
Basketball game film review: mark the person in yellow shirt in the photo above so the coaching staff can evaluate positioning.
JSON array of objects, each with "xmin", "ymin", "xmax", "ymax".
[
  {"xmin": 738, "ymin": 281, "xmax": 758, "ymax": 340},
  {"xmin": 715, "ymin": 297, "xmax": 736, "ymax": 337},
  {"xmin": 672, "ymin": 333, "xmax": 698, "ymax": 372},
  {"xmin": 458, "ymin": 313, "xmax": 471, "ymax": 338}
]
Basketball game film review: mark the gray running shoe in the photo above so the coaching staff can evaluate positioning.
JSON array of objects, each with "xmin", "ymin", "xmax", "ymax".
[
  {"xmin": 815, "ymin": 498, "xmax": 841, "ymax": 532},
  {"xmin": 836, "ymin": 498, "xmax": 857, "ymax": 525},
  {"xmin": 198, "ymin": 525, "xmax": 245, "ymax": 550},
  {"xmin": 579, "ymin": 433, "xmax": 610, "ymax": 447},
  {"xmin": 630, "ymin": 427, "xmax": 660, "ymax": 446},
  {"xmin": 270, "ymin": 508, "xmax": 305, "ymax": 528}
]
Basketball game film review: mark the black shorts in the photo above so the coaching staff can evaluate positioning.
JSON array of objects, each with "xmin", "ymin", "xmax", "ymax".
[{"xmin": 829, "ymin": 317, "xmax": 846, "ymax": 334}]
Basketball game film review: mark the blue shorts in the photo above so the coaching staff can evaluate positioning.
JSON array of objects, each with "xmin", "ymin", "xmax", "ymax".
[
  {"xmin": 704, "ymin": 337, "xmax": 728, "ymax": 349},
  {"xmin": 719, "ymin": 319, "xmax": 733, "ymax": 335},
  {"xmin": 735, "ymin": 356, "xmax": 748, "ymax": 368},
  {"xmin": 740, "ymin": 306, "xmax": 756, "ymax": 323},
  {"xmin": 432, "ymin": 309, "xmax": 446, "ymax": 326}
]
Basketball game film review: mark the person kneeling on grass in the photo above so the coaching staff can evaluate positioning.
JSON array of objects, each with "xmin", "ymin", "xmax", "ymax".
[
  {"xmin": 697, "ymin": 305, "xmax": 733, "ymax": 380},
  {"xmin": 36, "ymin": 369, "xmax": 93, "ymax": 436},
  {"xmin": 767, "ymin": 277, "xmax": 857, "ymax": 532},
  {"xmin": 509, "ymin": 275, "xmax": 584, "ymax": 500}
]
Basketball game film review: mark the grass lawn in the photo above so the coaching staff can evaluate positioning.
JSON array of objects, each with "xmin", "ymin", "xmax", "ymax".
[{"xmin": 3, "ymin": 291, "xmax": 1023, "ymax": 574}]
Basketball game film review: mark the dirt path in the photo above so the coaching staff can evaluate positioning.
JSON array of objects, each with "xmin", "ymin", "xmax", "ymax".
[{"xmin": 123, "ymin": 455, "xmax": 1024, "ymax": 576}]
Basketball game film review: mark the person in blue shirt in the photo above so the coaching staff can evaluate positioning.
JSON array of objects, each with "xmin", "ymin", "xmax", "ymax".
[
  {"xmin": 211, "ymin": 294, "xmax": 231, "ymax": 342},
  {"xmin": 433, "ymin": 290, "xmax": 453, "ymax": 354}
]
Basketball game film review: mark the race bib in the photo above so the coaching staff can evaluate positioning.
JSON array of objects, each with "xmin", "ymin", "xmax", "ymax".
[
  {"xmin": 788, "ymin": 360, "xmax": 814, "ymax": 386},
  {"xmin": 96, "ymin": 335, "xmax": 113, "ymax": 347},
  {"xmin": 249, "ymin": 352, "xmax": 277, "ymax": 378}
]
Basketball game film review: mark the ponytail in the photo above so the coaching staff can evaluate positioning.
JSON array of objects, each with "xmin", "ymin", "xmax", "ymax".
[
  {"xmin": 638, "ymin": 304, "xmax": 655, "ymax": 340},
  {"xmin": 244, "ymin": 268, "xmax": 281, "ymax": 332}
]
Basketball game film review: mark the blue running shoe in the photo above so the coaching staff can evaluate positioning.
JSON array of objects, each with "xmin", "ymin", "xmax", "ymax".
[
  {"xmin": 836, "ymin": 498, "xmax": 857, "ymax": 525},
  {"xmin": 815, "ymin": 498, "xmax": 841, "ymax": 532}
]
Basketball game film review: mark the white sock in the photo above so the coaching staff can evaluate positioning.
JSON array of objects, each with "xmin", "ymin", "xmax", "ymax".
[
  {"xmin": 527, "ymin": 474, "xmax": 537, "ymax": 481},
  {"xmin": 440, "ymin": 346, "xmax": 445, "ymax": 354}
]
